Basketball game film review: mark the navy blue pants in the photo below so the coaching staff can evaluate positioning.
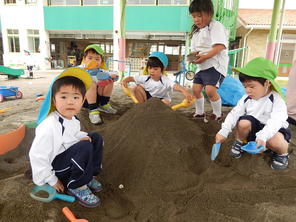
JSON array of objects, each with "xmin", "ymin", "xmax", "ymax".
[{"xmin": 52, "ymin": 132, "xmax": 103, "ymax": 189}]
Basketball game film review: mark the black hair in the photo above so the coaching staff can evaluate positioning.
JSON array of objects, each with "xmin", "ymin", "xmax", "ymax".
[
  {"xmin": 52, "ymin": 76, "xmax": 86, "ymax": 99},
  {"xmin": 239, "ymin": 73, "xmax": 267, "ymax": 86},
  {"xmin": 189, "ymin": 0, "xmax": 214, "ymax": 37},
  {"xmin": 146, "ymin": 57, "xmax": 164, "ymax": 72},
  {"xmin": 83, "ymin": 48, "xmax": 102, "ymax": 58}
]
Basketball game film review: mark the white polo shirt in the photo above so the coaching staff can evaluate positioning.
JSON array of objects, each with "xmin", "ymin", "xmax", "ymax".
[
  {"xmin": 134, "ymin": 75, "xmax": 175, "ymax": 100},
  {"xmin": 191, "ymin": 20, "xmax": 229, "ymax": 76}
]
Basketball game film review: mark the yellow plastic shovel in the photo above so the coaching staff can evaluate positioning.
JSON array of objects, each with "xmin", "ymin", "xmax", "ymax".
[
  {"xmin": 121, "ymin": 85, "xmax": 139, "ymax": 104},
  {"xmin": 171, "ymin": 98, "xmax": 196, "ymax": 111}
]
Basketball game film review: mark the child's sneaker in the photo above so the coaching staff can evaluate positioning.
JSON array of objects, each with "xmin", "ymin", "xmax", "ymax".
[
  {"xmin": 88, "ymin": 178, "xmax": 103, "ymax": 192},
  {"xmin": 229, "ymin": 140, "xmax": 244, "ymax": 158},
  {"xmin": 271, "ymin": 153, "xmax": 289, "ymax": 170},
  {"xmin": 193, "ymin": 113, "xmax": 205, "ymax": 118},
  {"xmin": 67, "ymin": 186, "xmax": 100, "ymax": 208},
  {"xmin": 210, "ymin": 113, "xmax": 223, "ymax": 123},
  {"xmin": 98, "ymin": 103, "xmax": 117, "ymax": 114},
  {"xmin": 89, "ymin": 109, "xmax": 103, "ymax": 125}
]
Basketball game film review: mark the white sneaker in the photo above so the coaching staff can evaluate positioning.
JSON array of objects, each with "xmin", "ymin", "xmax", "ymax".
[
  {"xmin": 89, "ymin": 109, "xmax": 103, "ymax": 125},
  {"xmin": 98, "ymin": 104, "xmax": 117, "ymax": 114}
]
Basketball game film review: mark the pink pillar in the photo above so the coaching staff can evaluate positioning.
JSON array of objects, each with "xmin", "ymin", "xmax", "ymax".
[
  {"xmin": 118, "ymin": 38, "xmax": 126, "ymax": 72},
  {"xmin": 265, "ymin": 42, "xmax": 277, "ymax": 61}
]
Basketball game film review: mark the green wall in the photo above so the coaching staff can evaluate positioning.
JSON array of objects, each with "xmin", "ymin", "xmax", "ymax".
[{"xmin": 44, "ymin": 6, "xmax": 191, "ymax": 32}]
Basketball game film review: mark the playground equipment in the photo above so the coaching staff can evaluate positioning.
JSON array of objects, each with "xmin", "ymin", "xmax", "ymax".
[
  {"xmin": 173, "ymin": 58, "xmax": 196, "ymax": 86},
  {"xmin": 106, "ymin": 58, "xmax": 131, "ymax": 80},
  {"xmin": 0, "ymin": 65, "xmax": 24, "ymax": 79},
  {"xmin": 62, "ymin": 207, "xmax": 89, "ymax": 222},
  {"xmin": 0, "ymin": 124, "xmax": 25, "ymax": 155},
  {"xmin": 0, "ymin": 86, "xmax": 23, "ymax": 103},
  {"xmin": 30, "ymin": 184, "xmax": 75, "ymax": 203}
]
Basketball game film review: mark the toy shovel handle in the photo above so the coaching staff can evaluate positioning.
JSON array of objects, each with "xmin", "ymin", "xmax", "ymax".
[
  {"xmin": 122, "ymin": 86, "xmax": 139, "ymax": 104},
  {"xmin": 62, "ymin": 207, "xmax": 77, "ymax": 221},
  {"xmin": 55, "ymin": 193, "xmax": 75, "ymax": 202}
]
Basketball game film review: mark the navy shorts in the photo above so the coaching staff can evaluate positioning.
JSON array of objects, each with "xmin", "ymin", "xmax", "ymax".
[
  {"xmin": 238, "ymin": 115, "xmax": 291, "ymax": 143},
  {"xmin": 144, "ymin": 90, "xmax": 163, "ymax": 100},
  {"xmin": 193, "ymin": 67, "xmax": 224, "ymax": 88}
]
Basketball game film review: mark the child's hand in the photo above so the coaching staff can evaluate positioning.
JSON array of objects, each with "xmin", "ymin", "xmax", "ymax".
[
  {"xmin": 110, "ymin": 74, "xmax": 118, "ymax": 79},
  {"xmin": 53, "ymin": 180, "xmax": 64, "ymax": 193},
  {"xmin": 184, "ymin": 92, "xmax": 194, "ymax": 102},
  {"xmin": 121, "ymin": 81, "xmax": 128, "ymax": 88},
  {"xmin": 215, "ymin": 133, "xmax": 226, "ymax": 144},
  {"xmin": 80, "ymin": 136, "xmax": 91, "ymax": 142},
  {"xmin": 255, "ymin": 139, "xmax": 266, "ymax": 151},
  {"xmin": 193, "ymin": 54, "xmax": 207, "ymax": 64}
]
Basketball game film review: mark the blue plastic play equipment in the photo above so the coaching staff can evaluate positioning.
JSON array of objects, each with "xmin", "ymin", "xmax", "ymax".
[
  {"xmin": 241, "ymin": 141, "xmax": 265, "ymax": 154},
  {"xmin": 0, "ymin": 86, "xmax": 23, "ymax": 102}
]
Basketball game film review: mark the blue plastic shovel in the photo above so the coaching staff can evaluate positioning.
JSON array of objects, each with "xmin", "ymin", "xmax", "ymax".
[
  {"xmin": 30, "ymin": 184, "xmax": 75, "ymax": 203},
  {"xmin": 211, "ymin": 143, "xmax": 221, "ymax": 160},
  {"xmin": 241, "ymin": 141, "xmax": 265, "ymax": 154}
]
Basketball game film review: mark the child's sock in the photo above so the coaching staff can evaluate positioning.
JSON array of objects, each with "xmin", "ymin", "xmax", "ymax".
[
  {"xmin": 195, "ymin": 97, "xmax": 204, "ymax": 115},
  {"xmin": 89, "ymin": 103, "xmax": 97, "ymax": 111},
  {"xmin": 100, "ymin": 96, "xmax": 110, "ymax": 106},
  {"xmin": 210, "ymin": 99, "xmax": 222, "ymax": 117}
]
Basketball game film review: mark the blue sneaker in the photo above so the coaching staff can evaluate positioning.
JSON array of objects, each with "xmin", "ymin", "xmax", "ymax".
[
  {"xmin": 88, "ymin": 178, "xmax": 103, "ymax": 192},
  {"xmin": 67, "ymin": 186, "xmax": 100, "ymax": 208}
]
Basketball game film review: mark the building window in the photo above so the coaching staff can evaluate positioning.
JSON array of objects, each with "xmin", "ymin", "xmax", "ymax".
[
  {"xmin": 4, "ymin": 0, "xmax": 16, "ymax": 4},
  {"xmin": 127, "ymin": 0, "xmax": 155, "ymax": 5},
  {"xmin": 158, "ymin": 0, "xmax": 188, "ymax": 5},
  {"xmin": 49, "ymin": 0, "xmax": 81, "ymax": 5},
  {"xmin": 27, "ymin": 30, "xmax": 40, "ymax": 53},
  {"xmin": 7, "ymin": 29, "xmax": 20, "ymax": 53},
  {"xmin": 82, "ymin": 0, "xmax": 113, "ymax": 5},
  {"xmin": 25, "ymin": 0, "xmax": 37, "ymax": 4}
]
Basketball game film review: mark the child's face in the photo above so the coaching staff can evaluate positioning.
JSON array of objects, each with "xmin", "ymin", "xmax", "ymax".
[
  {"xmin": 191, "ymin": 12, "xmax": 212, "ymax": 29},
  {"xmin": 242, "ymin": 80, "xmax": 271, "ymax": 100},
  {"xmin": 84, "ymin": 51, "xmax": 102, "ymax": 68},
  {"xmin": 53, "ymin": 85, "xmax": 84, "ymax": 120},
  {"xmin": 148, "ymin": 66, "xmax": 162, "ymax": 80}
]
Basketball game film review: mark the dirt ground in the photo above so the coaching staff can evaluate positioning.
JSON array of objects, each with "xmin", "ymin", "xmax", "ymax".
[{"xmin": 0, "ymin": 71, "xmax": 296, "ymax": 222}]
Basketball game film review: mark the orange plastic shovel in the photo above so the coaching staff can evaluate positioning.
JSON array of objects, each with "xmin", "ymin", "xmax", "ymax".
[
  {"xmin": 121, "ymin": 85, "xmax": 139, "ymax": 104},
  {"xmin": 171, "ymin": 98, "xmax": 196, "ymax": 111},
  {"xmin": 62, "ymin": 207, "xmax": 89, "ymax": 222}
]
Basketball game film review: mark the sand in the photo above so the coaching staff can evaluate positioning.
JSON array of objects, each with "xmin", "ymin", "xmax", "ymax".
[{"xmin": 0, "ymin": 71, "xmax": 296, "ymax": 222}]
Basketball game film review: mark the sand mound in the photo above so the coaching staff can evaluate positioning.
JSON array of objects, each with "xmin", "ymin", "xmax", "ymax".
[{"xmin": 1, "ymin": 98, "xmax": 296, "ymax": 222}]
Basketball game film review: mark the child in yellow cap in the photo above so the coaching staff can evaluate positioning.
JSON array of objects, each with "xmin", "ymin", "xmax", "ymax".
[
  {"xmin": 215, "ymin": 57, "xmax": 291, "ymax": 170},
  {"xmin": 81, "ymin": 44, "xmax": 118, "ymax": 125},
  {"xmin": 30, "ymin": 67, "xmax": 103, "ymax": 207}
]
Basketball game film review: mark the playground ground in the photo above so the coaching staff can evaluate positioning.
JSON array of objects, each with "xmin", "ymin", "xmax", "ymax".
[{"xmin": 0, "ymin": 70, "xmax": 296, "ymax": 222}]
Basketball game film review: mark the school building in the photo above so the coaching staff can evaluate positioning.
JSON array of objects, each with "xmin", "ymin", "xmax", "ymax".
[
  {"xmin": 237, "ymin": 9, "xmax": 296, "ymax": 77},
  {"xmin": 0, "ymin": 0, "xmax": 193, "ymax": 71}
]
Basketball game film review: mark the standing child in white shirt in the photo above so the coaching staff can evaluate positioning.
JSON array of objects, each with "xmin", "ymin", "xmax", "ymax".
[
  {"xmin": 30, "ymin": 67, "xmax": 103, "ymax": 208},
  {"xmin": 121, "ymin": 51, "xmax": 194, "ymax": 106},
  {"xmin": 189, "ymin": 0, "xmax": 229, "ymax": 121},
  {"xmin": 215, "ymin": 57, "xmax": 291, "ymax": 170}
]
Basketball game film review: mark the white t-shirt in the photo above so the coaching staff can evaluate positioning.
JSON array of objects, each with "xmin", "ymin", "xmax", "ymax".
[
  {"xmin": 134, "ymin": 75, "xmax": 175, "ymax": 100},
  {"xmin": 191, "ymin": 20, "xmax": 229, "ymax": 76},
  {"xmin": 29, "ymin": 111, "xmax": 88, "ymax": 186},
  {"xmin": 218, "ymin": 91, "xmax": 289, "ymax": 142}
]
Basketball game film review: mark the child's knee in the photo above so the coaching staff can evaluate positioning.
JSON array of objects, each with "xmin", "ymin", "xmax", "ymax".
[{"xmin": 237, "ymin": 119, "xmax": 251, "ymax": 130}]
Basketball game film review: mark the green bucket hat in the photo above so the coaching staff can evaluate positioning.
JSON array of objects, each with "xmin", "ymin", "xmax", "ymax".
[
  {"xmin": 233, "ymin": 57, "xmax": 285, "ymax": 99},
  {"xmin": 84, "ymin": 44, "xmax": 105, "ymax": 56}
]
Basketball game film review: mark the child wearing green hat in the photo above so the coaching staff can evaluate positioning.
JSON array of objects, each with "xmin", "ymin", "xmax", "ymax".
[
  {"xmin": 121, "ymin": 52, "xmax": 194, "ymax": 105},
  {"xmin": 81, "ymin": 44, "xmax": 118, "ymax": 125},
  {"xmin": 215, "ymin": 57, "xmax": 291, "ymax": 170},
  {"xmin": 30, "ymin": 67, "xmax": 103, "ymax": 207}
]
